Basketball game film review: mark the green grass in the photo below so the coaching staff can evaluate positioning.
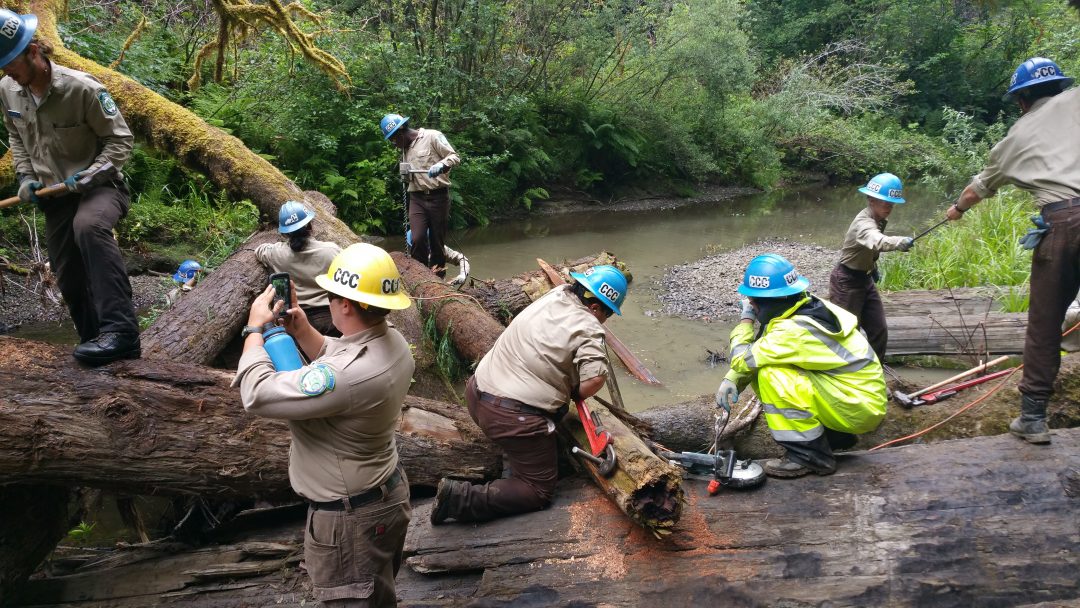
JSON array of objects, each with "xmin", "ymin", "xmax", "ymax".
[{"xmin": 879, "ymin": 188, "xmax": 1035, "ymax": 293}]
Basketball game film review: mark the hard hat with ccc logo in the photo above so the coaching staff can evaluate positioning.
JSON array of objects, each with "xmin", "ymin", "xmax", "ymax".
[
  {"xmin": 858, "ymin": 173, "xmax": 905, "ymax": 204},
  {"xmin": 0, "ymin": 10, "xmax": 37, "ymax": 68},
  {"xmin": 569, "ymin": 264, "xmax": 627, "ymax": 315},
  {"xmin": 1004, "ymin": 57, "xmax": 1074, "ymax": 102},
  {"xmin": 380, "ymin": 113, "xmax": 410, "ymax": 140},
  {"xmin": 315, "ymin": 243, "xmax": 412, "ymax": 310},
  {"xmin": 278, "ymin": 200, "xmax": 315, "ymax": 234},
  {"xmin": 738, "ymin": 254, "xmax": 810, "ymax": 299},
  {"xmin": 172, "ymin": 259, "xmax": 203, "ymax": 282}
]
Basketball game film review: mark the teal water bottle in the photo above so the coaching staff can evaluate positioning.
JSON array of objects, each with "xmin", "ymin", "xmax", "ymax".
[{"xmin": 263, "ymin": 326, "xmax": 303, "ymax": 372}]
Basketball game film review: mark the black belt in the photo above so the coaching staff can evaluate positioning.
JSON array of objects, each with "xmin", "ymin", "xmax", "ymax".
[
  {"xmin": 839, "ymin": 263, "xmax": 873, "ymax": 276},
  {"xmin": 477, "ymin": 390, "xmax": 552, "ymax": 418},
  {"xmin": 309, "ymin": 470, "xmax": 401, "ymax": 511},
  {"xmin": 1041, "ymin": 197, "xmax": 1080, "ymax": 215},
  {"xmin": 410, "ymin": 187, "xmax": 448, "ymax": 196}
]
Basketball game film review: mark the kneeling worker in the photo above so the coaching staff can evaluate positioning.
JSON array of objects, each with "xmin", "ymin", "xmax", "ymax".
[
  {"xmin": 716, "ymin": 254, "xmax": 887, "ymax": 478},
  {"xmin": 430, "ymin": 265, "xmax": 628, "ymax": 524},
  {"xmin": 234, "ymin": 243, "xmax": 414, "ymax": 607}
]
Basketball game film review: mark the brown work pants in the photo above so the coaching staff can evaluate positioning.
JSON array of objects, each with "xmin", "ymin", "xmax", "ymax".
[
  {"xmin": 407, "ymin": 188, "xmax": 449, "ymax": 276},
  {"xmin": 829, "ymin": 264, "xmax": 887, "ymax": 361},
  {"xmin": 1019, "ymin": 204, "xmax": 1080, "ymax": 400},
  {"xmin": 43, "ymin": 183, "xmax": 138, "ymax": 342},
  {"xmin": 442, "ymin": 377, "xmax": 559, "ymax": 522}
]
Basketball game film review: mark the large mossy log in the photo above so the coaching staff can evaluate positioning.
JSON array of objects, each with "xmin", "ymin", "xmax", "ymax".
[
  {"xmin": 0, "ymin": 338, "xmax": 499, "ymax": 497},
  {"xmin": 13, "ymin": 429, "xmax": 1080, "ymax": 607},
  {"xmin": 462, "ymin": 251, "xmax": 623, "ymax": 324},
  {"xmin": 640, "ymin": 355, "xmax": 1080, "ymax": 456}
]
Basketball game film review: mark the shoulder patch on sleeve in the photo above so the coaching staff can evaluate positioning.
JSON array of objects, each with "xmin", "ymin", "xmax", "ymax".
[
  {"xmin": 97, "ymin": 90, "xmax": 118, "ymax": 116},
  {"xmin": 299, "ymin": 363, "xmax": 337, "ymax": 396}
]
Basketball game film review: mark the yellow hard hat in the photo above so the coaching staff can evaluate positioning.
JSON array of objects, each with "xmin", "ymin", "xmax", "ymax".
[{"xmin": 315, "ymin": 243, "xmax": 412, "ymax": 310}]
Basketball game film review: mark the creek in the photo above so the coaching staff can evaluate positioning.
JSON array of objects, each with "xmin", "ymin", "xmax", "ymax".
[{"xmin": 444, "ymin": 185, "xmax": 946, "ymax": 410}]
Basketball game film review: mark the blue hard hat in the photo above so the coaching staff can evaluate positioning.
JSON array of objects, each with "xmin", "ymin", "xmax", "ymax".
[
  {"xmin": 0, "ymin": 11, "xmax": 37, "ymax": 68},
  {"xmin": 738, "ymin": 254, "xmax": 810, "ymax": 299},
  {"xmin": 570, "ymin": 265, "xmax": 627, "ymax": 315},
  {"xmin": 278, "ymin": 200, "xmax": 314, "ymax": 234},
  {"xmin": 1004, "ymin": 57, "xmax": 1074, "ymax": 102},
  {"xmin": 858, "ymin": 173, "xmax": 905, "ymax": 204},
  {"xmin": 173, "ymin": 259, "xmax": 202, "ymax": 282},
  {"xmin": 380, "ymin": 113, "xmax": 410, "ymax": 140}
]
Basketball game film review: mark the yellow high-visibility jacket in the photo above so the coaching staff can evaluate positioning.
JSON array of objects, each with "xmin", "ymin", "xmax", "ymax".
[{"xmin": 723, "ymin": 296, "xmax": 887, "ymax": 435}]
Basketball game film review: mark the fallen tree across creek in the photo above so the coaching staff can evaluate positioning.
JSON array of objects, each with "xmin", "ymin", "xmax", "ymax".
[{"xmin": 9, "ymin": 428, "xmax": 1079, "ymax": 606}]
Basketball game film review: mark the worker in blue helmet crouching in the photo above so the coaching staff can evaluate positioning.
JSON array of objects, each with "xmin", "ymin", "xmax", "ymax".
[{"xmin": 715, "ymin": 254, "xmax": 887, "ymax": 478}]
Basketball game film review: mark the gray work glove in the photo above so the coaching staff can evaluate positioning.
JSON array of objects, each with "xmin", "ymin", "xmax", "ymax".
[
  {"xmin": 897, "ymin": 237, "xmax": 914, "ymax": 252},
  {"xmin": 427, "ymin": 162, "xmax": 446, "ymax": 178},
  {"xmin": 715, "ymin": 379, "xmax": 738, "ymax": 412},
  {"xmin": 1019, "ymin": 215, "xmax": 1050, "ymax": 250},
  {"xmin": 18, "ymin": 178, "xmax": 43, "ymax": 205},
  {"xmin": 739, "ymin": 298, "xmax": 756, "ymax": 321},
  {"xmin": 448, "ymin": 255, "xmax": 470, "ymax": 287}
]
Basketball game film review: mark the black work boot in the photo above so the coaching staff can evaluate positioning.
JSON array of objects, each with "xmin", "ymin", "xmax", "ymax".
[
  {"xmin": 1009, "ymin": 395, "xmax": 1051, "ymax": 444},
  {"xmin": 763, "ymin": 456, "xmax": 835, "ymax": 479},
  {"xmin": 430, "ymin": 478, "xmax": 461, "ymax": 526},
  {"xmin": 73, "ymin": 332, "xmax": 141, "ymax": 365}
]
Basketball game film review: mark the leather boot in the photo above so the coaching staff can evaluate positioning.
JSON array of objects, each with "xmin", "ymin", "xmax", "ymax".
[
  {"xmin": 430, "ymin": 478, "xmax": 463, "ymax": 525},
  {"xmin": 73, "ymin": 332, "xmax": 142, "ymax": 365},
  {"xmin": 1009, "ymin": 395, "xmax": 1051, "ymax": 444}
]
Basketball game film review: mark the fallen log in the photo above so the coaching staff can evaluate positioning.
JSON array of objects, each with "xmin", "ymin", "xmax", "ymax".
[
  {"xmin": 461, "ymin": 251, "xmax": 624, "ymax": 324},
  {"xmin": 14, "ymin": 429, "xmax": 1080, "ymax": 607},
  {"xmin": 0, "ymin": 338, "xmax": 499, "ymax": 497},
  {"xmin": 879, "ymin": 287, "xmax": 1026, "ymax": 356},
  {"xmin": 391, "ymin": 252, "xmax": 505, "ymax": 364},
  {"xmin": 0, "ymin": 485, "xmax": 80, "ymax": 601},
  {"xmin": 639, "ymin": 355, "xmax": 1080, "ymax": 456}
]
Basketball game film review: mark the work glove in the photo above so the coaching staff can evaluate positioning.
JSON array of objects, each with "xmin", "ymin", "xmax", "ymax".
[
  {"xmin": 739, "ymin": 298, "xmax": 756, "ymax": 321},
  {"xmin": 63, "ymin": 168, "xmax": 90, "ymax": 193},
  {"xmin": 17, "ymin": 179, "xmax": 43, "ymax": 205},
  {"xmin": 1019, "ymin": 214, "xmax": 1050, "ymax": 250},
  {"xmin": 427, "ymin": 162, "xmax": 446, "ymax": 178},
  {"xmin": 448, "ymin": 255, "xmax": 470, "ymax": 287},
  {"xmin": 715, "ymin": 379, "xmax": 738, "ymax": 412},
  {"xmin": 897, "ymin": 237, "xmax": 914, "ymax": 252}
]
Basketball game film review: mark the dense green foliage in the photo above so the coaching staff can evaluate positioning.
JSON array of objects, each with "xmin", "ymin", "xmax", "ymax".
[{"xmin": 0, "ymin": 0, "xmax": 1077, "ymax": 276}]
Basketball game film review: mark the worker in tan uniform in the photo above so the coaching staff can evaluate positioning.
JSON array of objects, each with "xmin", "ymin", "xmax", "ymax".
[
  {"xmin": 255, "ymin": 200, "xmax": 342, "ymax": 337},
  {"xmin": 945, "ymin": 57, "xmax": 1080, "ymax": 445},
  {"xmin": 0, "ymin": 10, "xmax": 138, "ymax": 364},
  {"xmin": 829, "ymin": 172, "xmax": 914, "ymax": 362},
  {"xmin": 234, "ymin": 243, "xmax": 415, "ymax": 606},
  {"xmin": 380, "ymin": 113, "xmax": 460, "ymax": 277},
  {"xmin": 430, "ymin": 265, "xmax": 628, "ymax": 525}
]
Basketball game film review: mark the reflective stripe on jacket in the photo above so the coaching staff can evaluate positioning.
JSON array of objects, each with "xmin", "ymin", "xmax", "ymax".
[{"xmin": 724, "ymin": 296, "xmax": 887, "ymax": 436}]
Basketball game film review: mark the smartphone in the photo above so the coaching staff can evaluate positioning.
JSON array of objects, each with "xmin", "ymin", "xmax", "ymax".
[{"xmin": 269, "ymin": 272, "xmax": 291, "ymax": 316}]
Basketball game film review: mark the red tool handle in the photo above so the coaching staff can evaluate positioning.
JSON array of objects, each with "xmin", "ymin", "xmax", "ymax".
[
  {"xmin": 921, "ymin": 368, "xmax": 1015, "ymax": 401},
  {"xmin": 575, "ymin": 399, "xmax": 612, "ymax": 457}
]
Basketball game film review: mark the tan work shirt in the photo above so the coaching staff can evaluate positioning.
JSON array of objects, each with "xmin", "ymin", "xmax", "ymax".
[
  {"xmin": 233, "ymin": 321, "xmax": 415, "ymax": 502},
  {"xmin": 475, "ymin": 285, "xmax": 608, "ymax": 413},
  {"xmin": 1, "ymin": 62, "xmax": 132, "ymax": 185},
  {"xmin": 837, "ymin": 207, "xmax": 909, "ymax": 272},
  {"xmin": 969, "ymin": 87, "xmax": 1080, "ymax": 206},
  {"xmin": 254, "ymin": 239, "xmax": 342, "ymax": 308},
  {"xmin": 403, "ymin": 128, "xmax": 460, "ymax": 192}
]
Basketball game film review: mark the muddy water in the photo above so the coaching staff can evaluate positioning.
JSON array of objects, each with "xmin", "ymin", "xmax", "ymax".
[{"xmin": 448, "ymin": 186, "xmax": 946, "ymax": 411}]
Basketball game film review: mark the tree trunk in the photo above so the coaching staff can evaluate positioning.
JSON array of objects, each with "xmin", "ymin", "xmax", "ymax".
[
  {"xmin": 462, "ymin": 251, "xmax": 623, "ymax": 323},
  {"xmin": 391, "ymin": 252, "xmax": 505, "ymax": 364},
  {"xmin": 0, "ymin": 338, "xmax": 499, "ymax": 498}
]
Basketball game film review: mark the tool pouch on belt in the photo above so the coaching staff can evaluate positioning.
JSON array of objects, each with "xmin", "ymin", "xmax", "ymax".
[
  {"xmin": 1019, "ymin": 214, "xmax": 1050, "ymax": 250},
  {"xmin": 870, "ymin": 267, "xmax": 881, "ymax": 283}
]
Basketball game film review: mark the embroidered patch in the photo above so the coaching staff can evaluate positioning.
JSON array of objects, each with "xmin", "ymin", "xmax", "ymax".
[
  {"xmin": 97, "ymin": 90, "xmax": 118, "ymax": 117},
  {"xmin": 299, "ymin": 363, "xmax": 336, "ymax": 396}
]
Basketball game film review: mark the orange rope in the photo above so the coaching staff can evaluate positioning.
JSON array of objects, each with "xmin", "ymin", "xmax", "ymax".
[{"xmin": 869, "ymin": 317, "xmax": 1080, "ymax": 451}]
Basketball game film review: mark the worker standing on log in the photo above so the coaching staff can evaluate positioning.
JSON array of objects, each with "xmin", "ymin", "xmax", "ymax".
[
  {"xmin": 430, "ymin": 265, "xmax": 628, "ymax": 524},
  {"xmin": 234, "ymin": 243, "xmax": 415, "ymax": 607},
  {"xmin": 716, "ymin": 254, "xmax": 887, "ymax": 478},
  {"xmin": 0, "ymin": 10, "xmax": 139, "ymax": 365},
  {"xmin": 380, "ymin": 112, "xmax": 460, "ymax": 277},
  {"xmin": 945, "ymin": 57, "xmax": 1080, "ymax": 445},
  {"xmin": 255, "ymin": 200, "xmax": 342, "ymax": 336},
  {"xmin": 829, "ymin": 173, "xmax": 914, "ymax": 362}
]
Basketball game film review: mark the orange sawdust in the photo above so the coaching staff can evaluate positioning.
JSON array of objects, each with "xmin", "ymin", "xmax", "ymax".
[{"xmin": 565, "ymin": 492, "xmax": 628, "ymax": 579}]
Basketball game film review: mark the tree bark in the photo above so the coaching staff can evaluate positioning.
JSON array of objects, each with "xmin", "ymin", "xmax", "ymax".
[
  {"xmin": 391, "ymin": 252, "xmax": 505, "ymax": 364},
  {"xmin": 0, "ymin": 338, "xmax": 499, "ymax": 498},
  {"xmin": 462, "ymin": 251, "xmax": 623, "ymax": 324}
]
